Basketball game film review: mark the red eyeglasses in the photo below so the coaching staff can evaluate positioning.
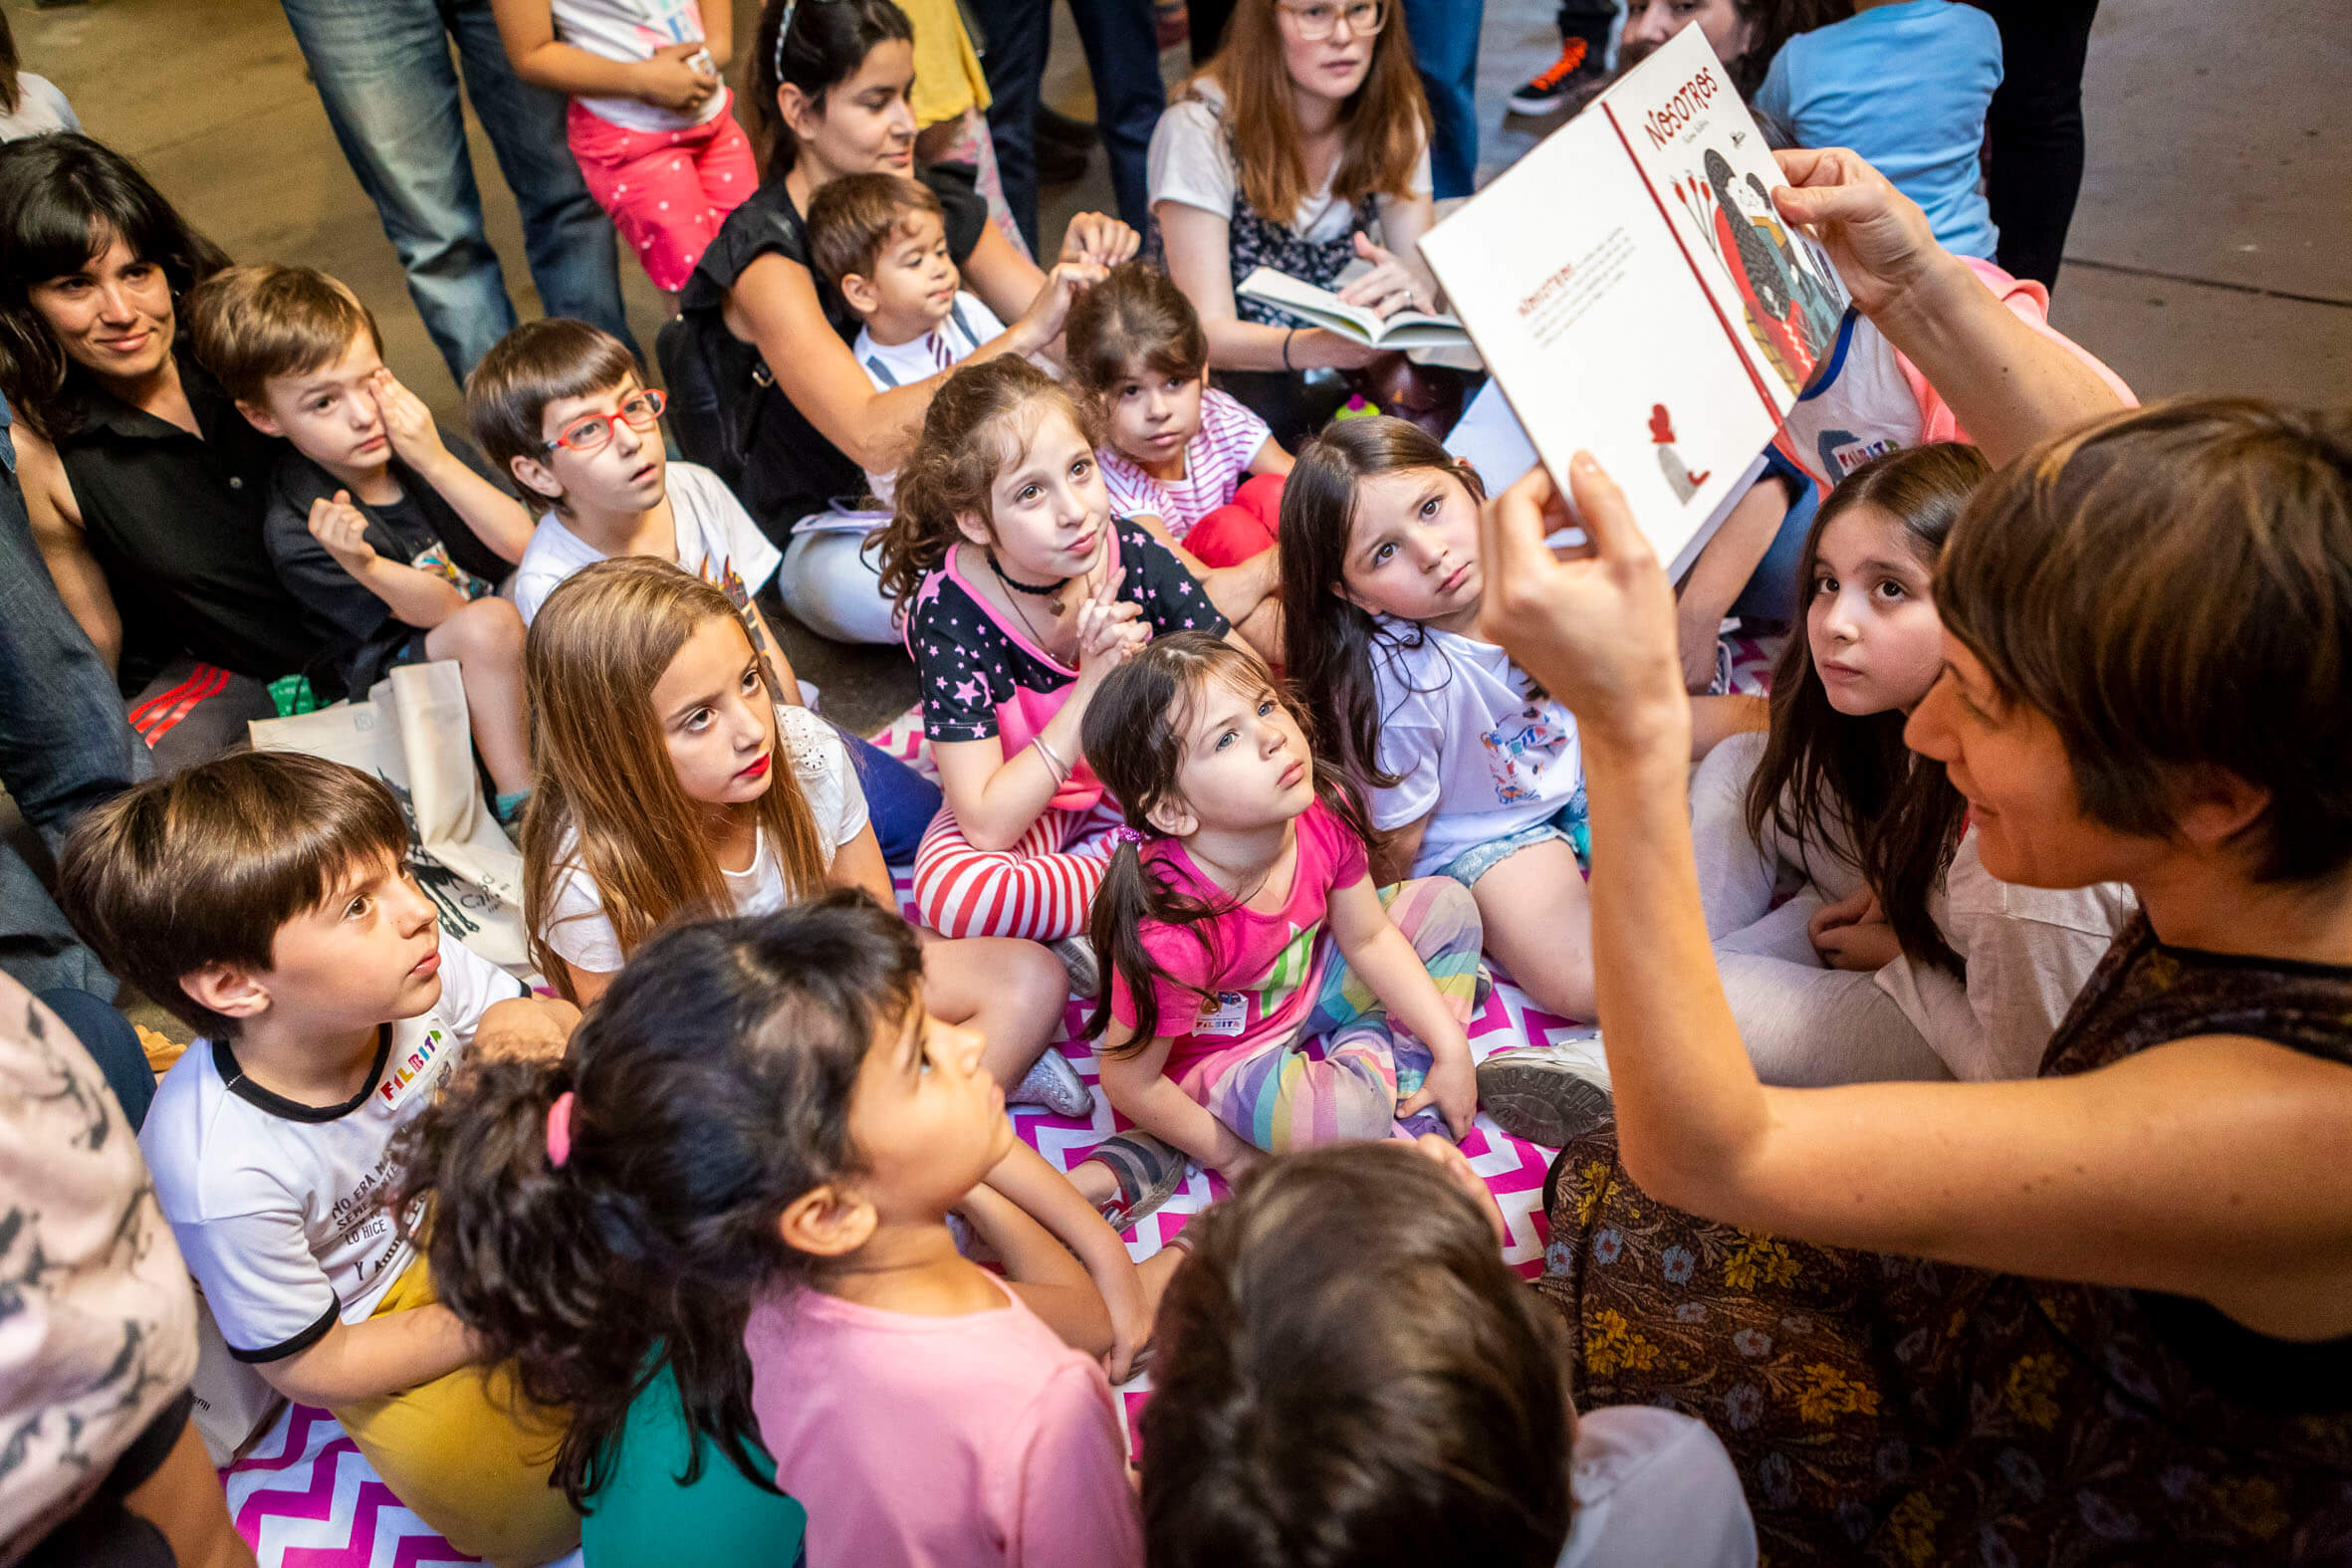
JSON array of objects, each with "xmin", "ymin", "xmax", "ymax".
[{"xmin": 544, "ymin": 389, "xmax": 667, "ymax": 453}]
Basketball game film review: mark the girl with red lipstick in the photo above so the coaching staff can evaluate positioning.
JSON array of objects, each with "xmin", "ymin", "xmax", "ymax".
[
  {"xmin": 1694, "ymin": 441, "xmax": 2131, "ymax": 1085},
  {"xmin": 1080, "ymin": 632, "xmax": 1487, "ymax": 1183}
]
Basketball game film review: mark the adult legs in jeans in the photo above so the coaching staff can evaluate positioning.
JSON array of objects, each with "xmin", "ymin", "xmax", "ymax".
[
  {"xmin": 278, "ymin": 0, "xmax": 635, "ymax": 384},
  {"xmin": 1067, "ymin": 0, "xmax": 1168, "ymax": 233},
  {"xmin": 1402, "ymin": 0, "xmax": 1485, "ymax": 199},
  {"xmin": 0, "ymin": 414, "xmax": 147, "ymax": 996},
  {"xmin": 968, "ymin": 0, "xmax": 1054, "ymax": 253},
  {"xmin": 1972, "ymin": 0, "xmax": 2100, "ymax": 290}
]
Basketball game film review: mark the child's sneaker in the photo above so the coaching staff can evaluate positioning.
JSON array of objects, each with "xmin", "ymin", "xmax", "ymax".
[
  {"xmin": 1507, "ymin": 37, "xmax": 1594, "ymax": 117},
  {"xmin": 1476, "ymin": 1030, "xmax": 1613, "ymax": 1148},
  {"xmin": 1085, "ymin": 1132, "xmax": 1192, "ymax": 1232},
  {"xmin": 1008, "ymin": 1045, "xmax": 1094, "ymax": 1118},
  {"xmin": 1050, "ymin": 935, "xmax": 1101, "ymax": 999}
]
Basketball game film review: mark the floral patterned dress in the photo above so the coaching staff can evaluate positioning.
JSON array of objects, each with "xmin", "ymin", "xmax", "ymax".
[{"xmin": 1536, "ymin": 914, "xmax": 2352, "ymax": 1566}]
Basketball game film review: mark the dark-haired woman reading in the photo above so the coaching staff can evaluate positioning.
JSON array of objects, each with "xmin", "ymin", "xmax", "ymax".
[
  {"xmin": 678, "ymin": 0, "xmax": 1136, "ymax": 645},
  {"xmin": 1147, "ymin": 0, "xmax": 1442, "ymax": 444},
  {"xmin": 0, "ymin": 134, "xmax": 323, "ymax": 766},
  {"xmin": 1484, "ymin": 149, "xmax": 2352, "ymax": 1562}
]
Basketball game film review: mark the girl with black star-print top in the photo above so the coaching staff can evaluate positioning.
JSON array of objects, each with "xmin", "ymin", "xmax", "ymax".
[{"xmin": 876, "ymin": 358, "xmax": 1231, "ymax": 948}]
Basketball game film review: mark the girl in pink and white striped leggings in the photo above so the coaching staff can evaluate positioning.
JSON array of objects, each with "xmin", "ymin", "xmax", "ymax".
[{"xmin": 874, "ymin": 356, "xmax": 1231, "ymax": 959}]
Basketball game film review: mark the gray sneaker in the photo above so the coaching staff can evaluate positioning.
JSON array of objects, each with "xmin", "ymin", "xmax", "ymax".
[
  {"xmin": 1050, "ymin": 935, "xmax": 1101, "ymax": 999},
  {"xmin": 1476, "ymin": 1031, "xmax": 1613, "ymax": 1148},
  {"xmin": 1008, "ymin": 1046, "xmax": 1093, "ymax": 1118}
]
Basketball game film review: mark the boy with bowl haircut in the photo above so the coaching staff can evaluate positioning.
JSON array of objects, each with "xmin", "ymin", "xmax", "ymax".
[
  {"xmin": 57, "ymin": 751, "xmax": 582, "ymax": 1567},
  {"xmin": 188, "ymin": 265, "xmax": 536, "ymax": 818}
]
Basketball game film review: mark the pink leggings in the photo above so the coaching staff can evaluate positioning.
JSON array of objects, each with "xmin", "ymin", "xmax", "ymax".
[
  {"xmin": 911, "ymin": 804, "xmax": 1122, "ymax": 941},
  {"xmin": 1182, "ymin": 472, "xmax": 1286, "ymax": 567},
  {"xmin": 566, "ymin": 101, "xmax": 757, "ymax": 291}
]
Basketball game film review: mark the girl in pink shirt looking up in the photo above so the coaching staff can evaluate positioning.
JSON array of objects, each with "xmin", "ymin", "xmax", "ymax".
[
  {"xmin": 1079, "ymin": 632, "xmax": 1491, "ymax": 1188},
  {"xmin": 395, "ymin": 892, "xmax": 1147, "ymax": 1568}
]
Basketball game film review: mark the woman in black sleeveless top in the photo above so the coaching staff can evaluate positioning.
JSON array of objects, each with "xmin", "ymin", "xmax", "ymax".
[{"xmin": 1483, "ymin": 147, "xmax": 2352, "ymax": 1565}]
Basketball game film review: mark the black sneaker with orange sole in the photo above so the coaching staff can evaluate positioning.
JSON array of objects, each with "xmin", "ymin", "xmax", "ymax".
[{"xmin": 1508, "ymin": 37, "xmax": 1597, "ymax": 117}]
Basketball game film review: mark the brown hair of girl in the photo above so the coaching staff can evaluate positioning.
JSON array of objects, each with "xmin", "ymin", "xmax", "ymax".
[
  {"xmin": 520, "ymin": 557, "xmax": 828, "ymax": 999},
  {"xmin": 1746, "ymin": 442, "xmax": 1988, "ymax": 976},
  {"xmin": 874, "ymin": 354, "xmax": 1090, "ymax": 610},
  {"xmin": 1938, "ymin": 398, "xmax": 2352, "ymax": 882},
  {"xmin": 1141, "ymin": 1142, "xmax": 1576, "ymax": 1567},
  {"xmin": 1081, "ymin": 631, "xmax": 1370, "ymax": 1048},
  {"xmin": 1278, "ymin": 415, "xmax": 1485, "ymax": 797},
  {"xmin": 747, "ymin": 0, "xmax": 914, "ymax": 169},
  {"xmin": 392, "ymin": 891, "xmax": 923, "ymax": 1508},
  {"xmin": 1191, "ymin": 0, "xmax": 1433, "ymax": 227},
  {"xmin": 1063, "ymin": 262, "xmax": 1209, "ymax": 432}
]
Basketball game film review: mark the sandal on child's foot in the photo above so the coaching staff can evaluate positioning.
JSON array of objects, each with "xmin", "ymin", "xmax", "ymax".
[
  {"xmin": 1007, "ymin": 1046, "xmax": 1093, "ymax": 1118},
  {"xmin": 1476, "ymin": 1031, "xmax": 1614, "ymax": 1149},
  {"xmin": 1085, "ymin": 1131, "xmax": 1190, "ymax": 1232},
  {"xmin": 1050, "ymin": 935, "xmax": 1101, "ymax": 999}
]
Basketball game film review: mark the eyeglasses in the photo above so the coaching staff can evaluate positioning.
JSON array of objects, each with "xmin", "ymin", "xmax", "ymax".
[
  {"xmin": 1277, "ymin": 0, "xmax": 1386, "ymax": 41},
  {"xmin": 545, "ymin": 389, "xmax": 666, "ymax": 453}
]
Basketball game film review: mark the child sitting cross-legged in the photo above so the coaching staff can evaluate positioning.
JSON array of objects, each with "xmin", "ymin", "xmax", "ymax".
[
  {"xmin": 1064, "ymin": 262, "xmax": 1290, "ymax": 653},
  {"xmin": 188, "ymin": 264, "xmax": 537, "ymax": 820},
  {"xmin": 805, "ymin": 171, "xmax": 1096, "ymax": 508},
  {"xmin": 1077, "ymin": 631, "xmax": 1489, "ymax": 1189},
  {"xmin": 1142, "ymin": 1140, "xmax": 1758, "ymax": 1568},
  {"xmin": 395, "ymin": 893, "xmax": 1147, "ymax": 1568},
  {"xmin": 56, "ymin": 753, "xmax": 584, "ymax": 1568}
]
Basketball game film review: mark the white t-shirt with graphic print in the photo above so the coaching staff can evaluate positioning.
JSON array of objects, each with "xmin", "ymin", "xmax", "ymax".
[
  {"xmin": 1367, "ymin": 619, "xmax": 1585, "ymax": 877},
  {"xmin": 137, "ymin": 934, "xmax": 523, "ymax": 1363},
  {"xmin": 512, "ymin": 461, "xmax": 783, "ymax": 624},
  {"xmin": 542, "ymin": 704, "xmax": 871, "ymax": 975}
]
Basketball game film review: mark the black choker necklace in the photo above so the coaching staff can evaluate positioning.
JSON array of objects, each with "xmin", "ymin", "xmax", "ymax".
[{"xmin": 987, "ymin": 553, "xmax": 1068, "ymax": 597}]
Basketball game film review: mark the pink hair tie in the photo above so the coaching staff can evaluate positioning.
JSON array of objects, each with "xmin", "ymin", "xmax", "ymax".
[
  {"xmin": 546, "ymin": 1091, "xmax": 578, "ymax": 1170},
  {"xmin": 1111, "ymin": 824, "xmax": 1146, "ymax": 845}
]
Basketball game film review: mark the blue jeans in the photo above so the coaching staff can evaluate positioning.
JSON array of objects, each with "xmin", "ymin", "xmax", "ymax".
[
  {"xmin": 0, "ymin": 396, "xmax": 149, "ymax": 997},
  {"xmin": 1403, "ymin": 0, "xmax": 1485, "ymax": 199},
  {"xmin": 842, "ymin": 733, "xmax": 943, "ymax": 867},
  {"xmin": 971, "ymin": 0, "xmax": 1164, "ymax": 246},
  {"xmin": 278, "ymin": 0, "xmax": 638, "ymax": 383}
]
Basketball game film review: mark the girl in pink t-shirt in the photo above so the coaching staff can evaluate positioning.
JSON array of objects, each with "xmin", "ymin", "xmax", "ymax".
[
  {"xmin": 1080, "ymin": 632, "xmax": 1489, "ymax": 1185},
  {"xmin": 394, "ymin": 894, "xmax": 1146, "ymax": 1568}
]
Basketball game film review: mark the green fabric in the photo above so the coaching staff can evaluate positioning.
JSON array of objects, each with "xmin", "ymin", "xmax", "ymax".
[
  {"xmin": 267, "ymin": 672, "xmax": 320, "ymax": 717},
  {"xmin": 583, "ymin": 1362, "xmax": 806, "ymax": 1567}
]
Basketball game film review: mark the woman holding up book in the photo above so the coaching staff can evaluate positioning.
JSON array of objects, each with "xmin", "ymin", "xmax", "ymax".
[{"xmin": 1147, "ymin": 0, "xmax": 1444, "ymax": 443}]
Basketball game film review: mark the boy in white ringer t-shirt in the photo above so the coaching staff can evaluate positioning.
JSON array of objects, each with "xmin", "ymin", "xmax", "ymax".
[{"xmin": 60, "ymin": 752, "xmax": 582, "ymax": 1567}]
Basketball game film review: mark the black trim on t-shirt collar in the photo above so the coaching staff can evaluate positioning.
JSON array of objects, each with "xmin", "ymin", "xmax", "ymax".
[{"xmin": 214, "ymin": 1022, "xmax": 393, "ymax": 1123}]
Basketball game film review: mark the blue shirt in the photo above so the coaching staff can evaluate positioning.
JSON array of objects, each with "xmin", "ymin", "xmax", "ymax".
[{"xmin": 1756, "ymin": 1, "xmax": 2003, "ymax": 259}]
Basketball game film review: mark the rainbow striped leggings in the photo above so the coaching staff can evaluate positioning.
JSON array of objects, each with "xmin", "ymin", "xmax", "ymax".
[{"xmin": 1190, "ymin": 878, "xmax": 1488, "ymax": 1151}]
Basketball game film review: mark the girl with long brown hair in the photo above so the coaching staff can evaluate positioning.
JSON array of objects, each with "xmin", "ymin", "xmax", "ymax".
[
  {"xmin": 1695, "ymin": 442, "xmax": 2132, "ymax": 1086},
  {"xmin": 1146, "ymin": 0, "xmax": 1439, "ymax": 439},
  {"xmin": 1079, "ymin": 632, "xmax": 1487, "ymax": 1182},
  {"xmin": 518, "ymin": 555, "xmax": 1165, "ymax": 1363}
]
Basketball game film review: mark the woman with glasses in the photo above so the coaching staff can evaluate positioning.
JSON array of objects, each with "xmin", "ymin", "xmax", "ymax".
[
  {"xmin": 0, "ymin": 132, "xmax": 327, "ymax": 769},
  {"xmin": 675, "ymin": 0, "xmax": 1139, "ymax": 647},
  {"xmin": 1147, "ymin": 0, "xmax": 1444, "ymax": 443}
]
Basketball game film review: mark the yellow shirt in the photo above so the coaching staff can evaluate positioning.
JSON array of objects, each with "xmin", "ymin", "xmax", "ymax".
[{"xmin": 897, "ymin": 0, "xmax": 991, "ymax": 127}]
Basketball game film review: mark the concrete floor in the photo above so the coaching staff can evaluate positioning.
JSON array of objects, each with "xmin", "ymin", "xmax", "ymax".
[{"xmin": 14, "ymin": 0, "xmax": 2348, "ymax": 728}]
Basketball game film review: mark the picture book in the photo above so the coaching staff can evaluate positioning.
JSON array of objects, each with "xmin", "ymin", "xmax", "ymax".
[
  {"xmin": 1236, "ymin": 267, "xmax": 1472, "ymax": 350},
  {"xmin": 1418, "ymin": 23, "xmax": 1847, "ymax": 574}
]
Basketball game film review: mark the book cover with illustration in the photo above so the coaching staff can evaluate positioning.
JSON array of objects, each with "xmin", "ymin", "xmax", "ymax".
[{"xmin": 1418, "ymin": 24, "xmax": 1848, "ymax": 573}]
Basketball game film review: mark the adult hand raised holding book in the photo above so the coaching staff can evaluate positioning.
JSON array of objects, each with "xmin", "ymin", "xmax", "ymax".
[{"xmin": 1769, "ymin": 146, "xmax": 2126, "ymax": 466}]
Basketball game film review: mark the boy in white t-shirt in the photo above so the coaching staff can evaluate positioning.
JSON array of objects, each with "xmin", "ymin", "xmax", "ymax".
[
  {"xmin": 468, "ymin": 318, "xmax": 796, "ymax": 671},
  {"xmin": 804, "ymin": 173, "xmax": 1021, "ymax": 507},
  {"xmin": 58, "ymin": 752, "xmax": 582, "ymax": 1567}
]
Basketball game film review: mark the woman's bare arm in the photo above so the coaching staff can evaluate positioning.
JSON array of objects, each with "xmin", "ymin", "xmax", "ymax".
[
  {"xmin": 1156, "ymin": 202, "xmax": 1385, "ymax": 372},
  {"xmin": 1479, "ymin": 455, "xmax": 2352, "ymax": 1342}
]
